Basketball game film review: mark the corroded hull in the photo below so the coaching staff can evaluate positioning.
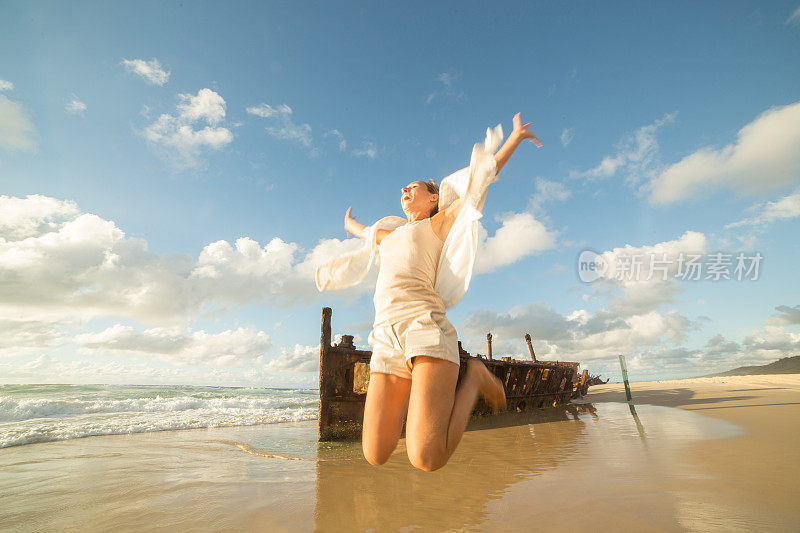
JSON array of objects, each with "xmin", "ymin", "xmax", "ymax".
[{"xmin": 318, "ymin": 307, "xmax": 590, "ymax": 441}]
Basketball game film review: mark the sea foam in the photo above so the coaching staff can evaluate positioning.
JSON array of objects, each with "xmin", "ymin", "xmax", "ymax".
[{"xmin": 0, "ymin": 386, "xmax": 319, "ymax": 448}]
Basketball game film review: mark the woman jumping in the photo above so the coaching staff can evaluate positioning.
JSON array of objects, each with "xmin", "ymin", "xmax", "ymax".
[{"xmin": 316, "ymin": 113, "xmax": 542, "ymax": 471}]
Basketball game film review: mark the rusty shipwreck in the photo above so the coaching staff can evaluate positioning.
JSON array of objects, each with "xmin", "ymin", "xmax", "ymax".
[{"xmin": 318, "ymin": 307, "xmax": 593, "ymax": 440}]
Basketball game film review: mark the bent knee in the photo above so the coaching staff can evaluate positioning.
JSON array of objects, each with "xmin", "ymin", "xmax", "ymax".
[
  {"xmin": 407, "ymin": 446, "xmax": 448, "ymax": 472},
  {"xmin": 362, "ymin": 441, "xmax": 395, "ymax": 466},
  {"xmin": 363, "ymin": 450, "xmax": 391, "ymax": 466}
]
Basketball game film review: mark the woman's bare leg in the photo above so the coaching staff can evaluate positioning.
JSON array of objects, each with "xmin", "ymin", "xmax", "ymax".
[
  {"xmin": 405, "ymin": 356, "xmax": 506, "ymax": 472},
  {"xmin": 362, "ymin": 372, "xmax": 412, "ymax": 465}
]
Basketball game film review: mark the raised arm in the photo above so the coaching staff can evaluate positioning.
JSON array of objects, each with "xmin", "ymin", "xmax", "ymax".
[
  {"xmin": 442, "ymin": 113, "xmax": 542, "ymax": 217},
  {"xmin": 493, "ymin": 112, "xmax": 543, "ymax": 174},
  {"xmin": 344, "ymin": 207, "xmax": 367, "ymax": 239},
  {"xmin": 344, "ymin": 207, "xmax": 392, "ymax": 244},
  {"xmin": 432, "ymin": 113, "xmax": 542, "ymax": 242}
]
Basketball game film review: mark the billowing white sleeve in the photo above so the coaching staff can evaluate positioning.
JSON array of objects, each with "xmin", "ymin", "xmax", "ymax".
[
  {"xmin": 314, "ymin": 215, "xmax": 407, "ymax": 292},
  {"xmin": 434, "ymin": 124, "xmax": 503, "ymax": 308},
  {"xmin": 314, "ymin": 226, "xmax": 376, "ymax": 291}
]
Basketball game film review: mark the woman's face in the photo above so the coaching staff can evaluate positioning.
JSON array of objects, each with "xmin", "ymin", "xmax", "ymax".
[{"xmin": 401, "ymin": 181, "xmax": 437, "ymax": 216}]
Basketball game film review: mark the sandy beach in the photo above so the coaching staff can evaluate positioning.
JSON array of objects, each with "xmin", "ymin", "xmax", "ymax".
[
  {"xmin": 1, "ymin": 375, "xmax": 798, "ymax": 532},
  {"xmin": 583, "ymin": 374, "xmax": 800, "ymax": 530}
]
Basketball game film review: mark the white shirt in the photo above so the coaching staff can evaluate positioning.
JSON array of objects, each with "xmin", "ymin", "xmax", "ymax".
[
  {"xmin": 372, "ymin": 216, "xmax": 445, "ymax": 327},
  {"xmin": 315, "ymin": 124, "xmax": 503, "ymax": 309}
]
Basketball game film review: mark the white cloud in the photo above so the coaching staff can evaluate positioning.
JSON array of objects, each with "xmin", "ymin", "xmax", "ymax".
[
  {"xmin": 0, "ymin": 198, "xmax": 199, "ymax": 324},
  {"xmin": 0, "ymin": 194, "xmax": 79, "ymax": 240},
  {"xmin": 270, "ymin": 121, "xmax": 312, "ymax": 146},
  {"xmin": 425, "ymin": 70, "xmax": 467, "ymax": 106},
  {"xmin": 437, "ymin": 71, "xmax": 459, "ymax": 86},
  {"xmin": 475, "ymin": 212, "xmax": 557, "ymax": 273},
  {"xmin": 463, "ymin": 218, "xmax": 798, "ymax": 383},
  {"xmin": 0, "ymin": 94, "xmax": 37, "ymax": 152},
  {"xmin": 591, "ymin": 230, "xmax": 708, "ymax": 317},
  {"xmin": 0, "ymin": 352, "xmax": 320, "ymax": 387},
  {"xmin": 121, "ymin": 58, "xmax": 170, "ymax": 86},
  {"xmin": 462, "ymin": 304, "xmax": 800, "ymax": 379},
  {"xmin": 527, "ymin": 178, "xmax": 571, "ymax": 214},
  {"xmin": 351, "ymin": 139, "xmax": 378, "ymax": 159},
  {"xmin": 570, "ymin": 112, "xmax": 676, "ymax": 183},
  {"xmin": 769, "ymin": 304, "xmax": 800, "ymax": 325},
  {"xmin": 560, "ymin": 127, "xmax": 574, "ymax": 147},
  {"xmin": 0, "ymin": 194, "xmax": 372, "ymax": 334},
  {"xmin": 246, "ymin": 102, "xmax": 313, "ymax": 149},
  {"xmin": 245, "ymin": 103, "xmax": 284, "ymax": 118},
  {"xmin": 324, "ymin": 129, "xmax": 346, "ymax": 151},
  {"xmin": 65, "ymin": 95, "xmax": 87, "ymax": 115},
  {"xmin": 649, "ymin": 101, "xmax": 800, "ymax": 204},
  {"xmin": 178, "ymin": 89, "xmax": 226, "ymax": 124},
  {"xmin": 457, "ymin": 231, "xmax": 743, "ymax": 379},
  {"xmin": 76, "ymin": 324, "xmax": 187, "ymax": 354},
  {"xmin": 742, "ymin": 324, "xmax": 800, "ymax": 356},
  {"xmin": 247, "ymin": 104, "xmax": 359, "ymax": 159},
  {"xmin": 0, "ymin": 354, "xmax": 187, "ymax": 385},
  {"xmin": 0, "ymin": 319, "xmax": 69, "ymax": 354},
  {"xmin": 143, "ymin": 88, "xmax": 233, "ymax": 169},
  {"xmin": 787, "ymin": 6, "xmax": 800, "ymax": 25},
  {"xmin": 625, "ymin": 321, "xmax": 800, "ymax": 378},
  {"xmin": 461, "ymin": 303, "xmax": 693, "ymax": 364},
  {"xmin": 0, "ymin": 192, "xmax": 368, "ymax": 375},
  {"xmin": 724, "ymin": 187, "xmax": 800, "ymax": 228},
  {"xmin": 76, "ymin": 325, "xmax": 272, "ymax": 366},
  {"xmin": 467, "ymin": 231, "xmax": 709, "ymax": 362},
  {"xmin": 191, "ymin": 236, "xmax": 312, "ymax": 307},
  {"xmin": 469, "ymin": 180, "xmax": 569, "ymax": 274},
  {"xmin": 262, "ymin": 344, "xmax": 318, "ymax": 372},
  {"xmin": 192, "ymin": 232, "xmax": 376, "ymax": 308},
  {"xmin": 0, "ymin": 79, "xmax": 13, "ymax": 91}
]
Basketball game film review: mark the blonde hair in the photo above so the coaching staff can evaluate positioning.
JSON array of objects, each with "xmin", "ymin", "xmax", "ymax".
[{"xmin": 422, "ymin": 179, "xmax": 439, "ymax": 216}]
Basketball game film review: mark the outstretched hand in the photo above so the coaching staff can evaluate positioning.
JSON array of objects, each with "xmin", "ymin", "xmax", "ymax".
[
  {"xmin": 344, "ymin": 206, "xmax": 359, "ymax": 238},
  {"xmin": 344, "ymin": 207, "xmax": 353, "ymax": 235},
  {"xmin": 493, "ymin": 112, "xmax": 542, "ymax": 174},
  {"xmin": 512, "ymin": 112, "xmax": 543, "ymax": 147}
]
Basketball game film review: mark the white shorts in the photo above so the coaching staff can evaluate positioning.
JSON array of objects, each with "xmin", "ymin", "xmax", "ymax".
[{"xmin": 367, "ymin": 311, "xmax": 460, "ymax": 380}]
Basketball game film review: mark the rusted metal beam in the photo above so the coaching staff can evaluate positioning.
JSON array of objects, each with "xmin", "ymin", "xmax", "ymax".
[
  {"xmin": 524, "ymin": 333, "xmax": 537, "ymax": 362},
  {"xmin": 337, "ymin": 334, "xmax": 355, "ymax": 349},
  {"xmin": 580, "ymin": 368, "xmax": 590, "ymax": 396},
  {"xmin": 318, "ymin": 307, "xmax": 332, "ymax": 440}
]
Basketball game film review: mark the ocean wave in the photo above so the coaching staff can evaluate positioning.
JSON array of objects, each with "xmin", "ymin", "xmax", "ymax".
[
  {"xmin": 0, "ymin": 406, "xmax": 318, "ymax": 448},
  {"xmin": 0, "ymin": 394, "xmax": 315, "ymax": 423}
]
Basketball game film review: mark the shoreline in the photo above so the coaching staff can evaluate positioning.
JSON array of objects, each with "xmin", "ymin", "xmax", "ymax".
[{"xmin": 1, "ymin": 375, "xmax": 798, "ymax": 531}]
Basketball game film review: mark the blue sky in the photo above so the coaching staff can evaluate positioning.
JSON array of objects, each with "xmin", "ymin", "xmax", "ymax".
[{"xmin": 1, "ymin": 1, "xmax": 799, "ymax": 386}]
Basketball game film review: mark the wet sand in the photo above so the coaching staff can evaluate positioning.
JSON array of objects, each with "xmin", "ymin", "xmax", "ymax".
[
  {"xmin": 1, "ymin": 375, "xmax": 798, "ymax": 532},
  {"xmin": 584, "ymin": 374, "xmax": 800, "ymax": 530}
]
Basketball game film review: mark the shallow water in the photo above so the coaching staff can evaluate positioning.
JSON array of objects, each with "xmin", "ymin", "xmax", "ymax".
[
  {"xmin": 0, "ymin": 384, "xmax": 318, "ymax": 448},
  {"xmin": 1, "ymin": 401, "xmax": 780, "ymax": 532}
]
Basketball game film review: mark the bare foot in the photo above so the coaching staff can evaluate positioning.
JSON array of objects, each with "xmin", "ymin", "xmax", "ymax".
[{"xmin": 467, "ymin": 357, "xmax": 507, "ymax": 413}]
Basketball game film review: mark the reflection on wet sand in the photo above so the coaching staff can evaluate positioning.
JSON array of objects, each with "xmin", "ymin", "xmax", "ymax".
[
  {"xmin": 313, "ymin": 404, "xmax": 599, "ymax": 532},
  {"xmin": 313, "ymin": 401, "xmax": 750, "ymax": 532},
  {"xmin": 629, "ymin": 403, "xmax": 647, "ymax": 443}
]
